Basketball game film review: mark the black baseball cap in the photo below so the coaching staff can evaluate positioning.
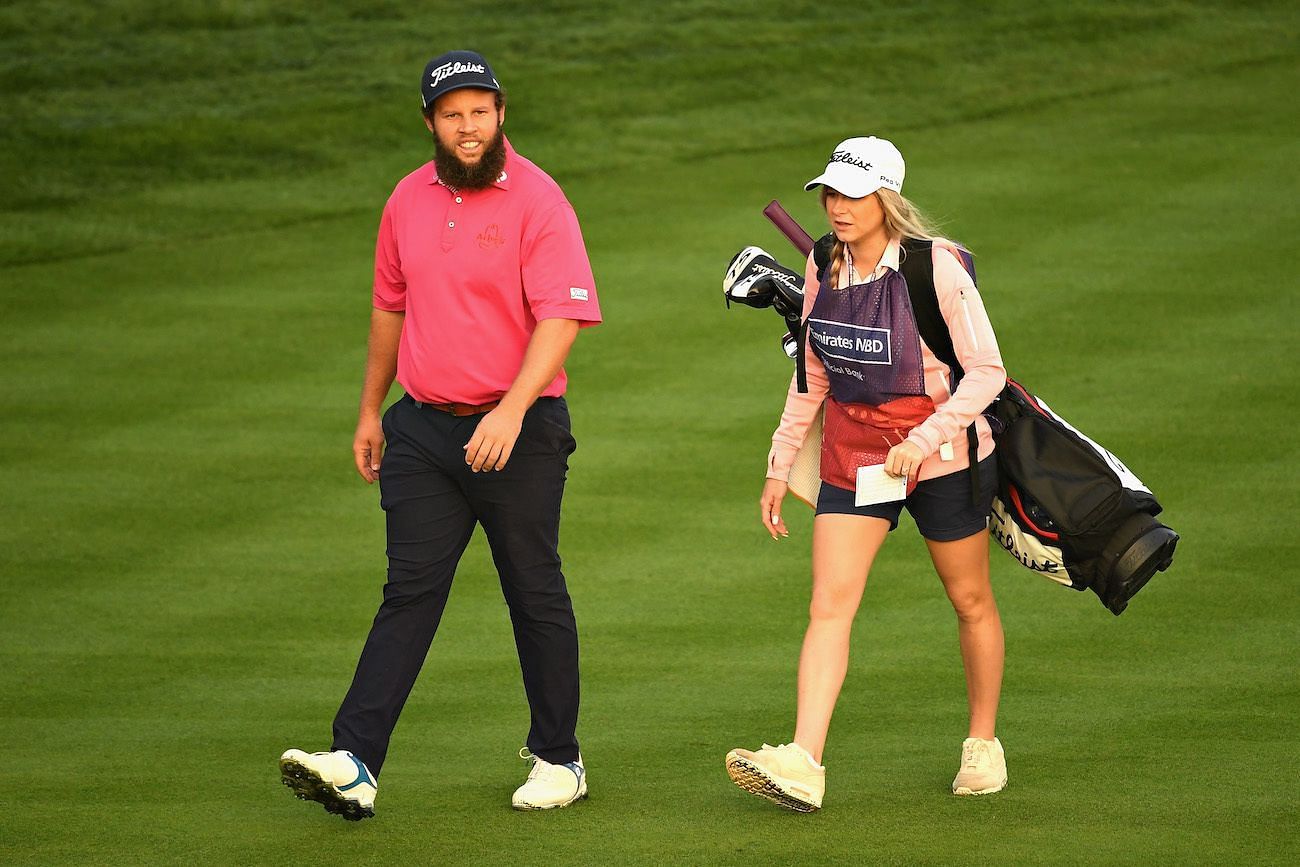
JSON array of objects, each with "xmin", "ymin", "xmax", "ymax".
[{"xmin": 420, "ymin": 50, "xmax": 501, "ymax": 109}]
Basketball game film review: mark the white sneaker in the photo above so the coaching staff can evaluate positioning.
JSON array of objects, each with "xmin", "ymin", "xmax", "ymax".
[
  {"xmin": 279, "ymin": 748, "xmax": 377, "ymax": 820},
  {"xmin": 725, "ymin": 742, "xmax": 825, "ymax": 812},
  {"xmin": 511, "ymin": 749, "xmax": 587, "ymax": 811},
  {"xmin": 952, "ymin": 737, "xmax": 1007, "ymax": 795}
]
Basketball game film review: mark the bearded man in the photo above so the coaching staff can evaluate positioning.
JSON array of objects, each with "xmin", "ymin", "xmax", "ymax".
[{"xmin": 279, "ymin": 50, "xmax": 601, "ymax": 818}]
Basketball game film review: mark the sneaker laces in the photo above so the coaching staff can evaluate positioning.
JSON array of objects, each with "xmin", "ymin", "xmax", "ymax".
[
  {"xmin": 962, "ymin": 740, "xmax": 990, "ymax": 769},
  {"xmin": 518, "ymin": 748, "xmax": 546, "ymax": 782},
  {"xmin": 529, "ymin": 760, "xmax": 570, "ymax": 787},
  {"xmin": 519, "ymin": 748, "xmax": 573, "ymax": 786},
  {"xmin": 770, "ymin": 743, "xmax": 812, "ymax": 760}
]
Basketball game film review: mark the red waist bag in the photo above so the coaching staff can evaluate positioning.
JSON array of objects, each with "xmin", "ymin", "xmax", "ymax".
[{"xmin": 820, "ymin": 396, "xmax": 935, "ymax": 492}]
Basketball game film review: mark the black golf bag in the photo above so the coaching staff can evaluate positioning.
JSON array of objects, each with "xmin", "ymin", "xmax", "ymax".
[{"xmin": 989, "ymin": 379, "xmax": 1178, "ymax": 615}]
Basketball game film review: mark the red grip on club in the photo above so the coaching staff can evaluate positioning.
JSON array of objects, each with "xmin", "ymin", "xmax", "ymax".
[{"xmin": 762, "ymin": 200, "xmax": 815, "ymax": 257}]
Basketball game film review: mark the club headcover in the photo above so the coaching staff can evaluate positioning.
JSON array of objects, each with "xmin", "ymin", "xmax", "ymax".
[{"xmin": 723, "ymin": 246, "xmax": 804, "ymax": 318}]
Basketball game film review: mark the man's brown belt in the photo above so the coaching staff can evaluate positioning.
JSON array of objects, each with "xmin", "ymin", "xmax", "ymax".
[{"xmin": 414, "ymin": 399, "xmax": 500, "ymax": 416}]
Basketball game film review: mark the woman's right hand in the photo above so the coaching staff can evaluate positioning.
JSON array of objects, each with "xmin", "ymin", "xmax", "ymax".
[{"xmin": 760, "ymin": 478, "xmax": 790, "ymax": 539}]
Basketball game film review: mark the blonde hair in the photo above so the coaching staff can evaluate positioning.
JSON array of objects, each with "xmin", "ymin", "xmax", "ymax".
[{"xmin": 818, "ymin": 188, "xmax": 947, "ymax": 287}]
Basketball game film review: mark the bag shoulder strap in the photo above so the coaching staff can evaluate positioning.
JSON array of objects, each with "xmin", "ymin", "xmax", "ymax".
[
  {"xmin": 897, "ymin": 237, "xmax": 964, "ymax": 381},
  {"xmin": 798, "ymin": 232, "xmax": 837, "ymax": 394},
  {"xmin": 813, "ymin": 232, "xmax": 835, "ymax": 282},
  {"xmin": 897, "ymin": 237, "xmax": 986, "ymax": 504}
]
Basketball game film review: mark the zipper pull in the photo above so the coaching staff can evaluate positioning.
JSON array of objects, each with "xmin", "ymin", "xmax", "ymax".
[{"xmin": 959, "ymin": 289, "xmax": 980, "ymax": 350}]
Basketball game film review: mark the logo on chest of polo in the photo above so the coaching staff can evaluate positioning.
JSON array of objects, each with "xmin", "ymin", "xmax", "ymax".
[
  {"xmin": 476, "ymin": 224, "xmax": 505, "ymax": 249},
  {"xmin": 808, "ymin": 318, "xmax": 892, "ymax": 365}
]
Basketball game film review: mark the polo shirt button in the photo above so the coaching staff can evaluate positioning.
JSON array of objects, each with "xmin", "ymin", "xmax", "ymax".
[
  {"xmin": 455, "ymin": 197, "xmax": 462, "ymax": 203},
  {"xmin": 448, "ymin": 221, "xmax": 455, "ymax": 228}
]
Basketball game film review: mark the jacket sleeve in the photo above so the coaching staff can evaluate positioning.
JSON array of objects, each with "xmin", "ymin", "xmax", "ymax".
[
  {"xmin": 905, "ymin": 245, "xmax": 1006, "ymax": 458},
  {"xmin": 767, "ymin": 253, "xmax": 829, "ymax": 480}
]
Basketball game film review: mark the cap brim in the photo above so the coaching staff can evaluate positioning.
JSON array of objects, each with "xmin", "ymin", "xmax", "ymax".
[
  {"xmin": 422, "ymin": 81, "xmax": 501, "ymax": 108},
  {"xmin": 803, "ymin": 164, "xmax": 883, "ymax": 198}
]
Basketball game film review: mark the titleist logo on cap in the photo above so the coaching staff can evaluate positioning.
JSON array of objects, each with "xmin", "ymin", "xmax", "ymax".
[
  {"xmin": 829, "ymin": 151, "xmax": 873, "ymax": 171},
  {"xmin": 429, "ymin": 60, "xmax": 487, "ymax": 87}
]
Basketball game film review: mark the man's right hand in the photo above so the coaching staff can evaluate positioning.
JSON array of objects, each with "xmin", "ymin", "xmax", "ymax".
[
  {"xmin": 760, "ymin": 478, "xmax": 790, "ymax": 539},
  {"xmin": 353, "ymin": 414, "xmax": 385, "ymax": 483}
]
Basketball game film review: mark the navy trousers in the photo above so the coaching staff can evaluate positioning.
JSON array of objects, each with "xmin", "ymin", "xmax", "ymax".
[{"xmin": 331, "ymin": 394, "xmax": 580, "ymax": 775}]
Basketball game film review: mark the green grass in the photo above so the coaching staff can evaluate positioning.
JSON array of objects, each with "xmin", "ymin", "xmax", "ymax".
[{"xmin": 2, "ymin": 1, "xmax": 1298, "ymax": 863}]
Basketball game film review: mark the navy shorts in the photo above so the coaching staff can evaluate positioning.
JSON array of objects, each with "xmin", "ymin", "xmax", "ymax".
[{"xmin": 815, "ymin": 455, "xmax": 998, "ymax": 542}]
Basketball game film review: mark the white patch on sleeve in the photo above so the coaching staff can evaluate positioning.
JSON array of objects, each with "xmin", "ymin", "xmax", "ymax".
[{"xmin": 570, "ymin": 287, "xmax": 589, "ymax": 301}]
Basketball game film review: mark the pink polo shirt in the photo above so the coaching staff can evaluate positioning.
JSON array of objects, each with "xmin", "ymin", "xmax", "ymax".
[{"xmin": 373, "ymin": 138, "xmax": 602, "ymax": 404}]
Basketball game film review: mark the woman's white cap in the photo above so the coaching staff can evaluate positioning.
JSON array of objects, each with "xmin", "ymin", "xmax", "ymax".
[{"xmin": 804, "ymin": 136, "xmax": 905, "ymax": 197}]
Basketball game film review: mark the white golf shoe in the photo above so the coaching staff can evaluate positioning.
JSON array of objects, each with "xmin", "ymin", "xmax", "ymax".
[
  {"xmin": 952, "ymin": 737, "xmax": 1007, "ymax": 795},
  {"xmin": 279, "ymin": 748, "xmax": 377, "ymax": 820},
  {"xmin": 511, "ymin": 749, "xmax": 587, "ymax": 811},
  {"xmin": 725, "ymin": 742, "xmax": 825, "ymax": 812}
]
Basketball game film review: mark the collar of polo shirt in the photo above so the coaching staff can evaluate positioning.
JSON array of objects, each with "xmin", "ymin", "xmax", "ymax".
[{"xmin": 843, "ymin": 238, "xmax": 902, "ymax": 287}]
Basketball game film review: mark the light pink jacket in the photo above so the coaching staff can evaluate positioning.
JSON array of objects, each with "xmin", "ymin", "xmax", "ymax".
[{"xmin": 766, "ymin": 238, "xmax": 1007, "ymax": 484}]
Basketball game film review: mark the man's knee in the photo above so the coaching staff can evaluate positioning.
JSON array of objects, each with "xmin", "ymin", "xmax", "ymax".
[
  {"xmin": 501, "ymin": 572, "xmax": 573, "ymax": 616},
  {"xmin": 380, "ymin": 564, "xmax": 456, "ymax": 607}
]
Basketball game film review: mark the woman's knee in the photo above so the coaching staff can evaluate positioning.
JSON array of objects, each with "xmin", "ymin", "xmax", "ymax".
[
  {"xmin": 808, "ymin": 599, "xmax": 855, "ymax": 624},
  {"xmin": 944, "ymin": 582, "xmax": 997, "ymax": 622},
  {"xmin": 808, "ymin": 580, "xmax": 865, "ymax": 623}
]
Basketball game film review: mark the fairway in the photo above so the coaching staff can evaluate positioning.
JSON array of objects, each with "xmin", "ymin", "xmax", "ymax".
[{"xmin": 2, "ymin": 1, "xmax": 1298, "ymax": 863}]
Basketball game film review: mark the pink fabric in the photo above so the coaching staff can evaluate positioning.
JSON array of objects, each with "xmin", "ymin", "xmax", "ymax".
[
  {"xmin": 767, "ymin": 238, "xmax": 1006, "ymax": 484},
  {"xmin": 373, "ymin": 138, "xmax": 601, "ymax": 405}
]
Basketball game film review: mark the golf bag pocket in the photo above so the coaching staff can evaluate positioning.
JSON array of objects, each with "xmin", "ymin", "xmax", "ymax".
[
  {"xmin": 996, "ymin": 413, "xmax": 1126, "ymax": 538},
  {"xmin": 990, "ymin": 491, "xmax": 1074, "ymax": 586}
]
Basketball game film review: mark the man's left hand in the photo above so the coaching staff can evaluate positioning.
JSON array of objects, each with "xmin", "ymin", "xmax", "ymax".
[{"xmin": 464, "ymin": 406, "xmax": 525, "ymax": 472}]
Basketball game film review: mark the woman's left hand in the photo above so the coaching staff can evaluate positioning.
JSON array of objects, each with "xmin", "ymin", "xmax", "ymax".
[{"xmin": 884, "ymin": 441, "xmax": 926, "ymax": 482}]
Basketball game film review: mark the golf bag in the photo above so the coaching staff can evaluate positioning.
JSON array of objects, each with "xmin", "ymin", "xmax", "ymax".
[
  {"xmin": 724, "ymin": 233, "xmax": 1179, "ymax": 615},
  {"xmin": 989, "ymin": 378, "xmax": 1179, "ymax": 615}
]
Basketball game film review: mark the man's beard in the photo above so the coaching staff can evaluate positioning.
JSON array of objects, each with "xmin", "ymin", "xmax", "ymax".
[{"xmin": 433, "ymin": 124, "xmax": 507, "ymax": 190}]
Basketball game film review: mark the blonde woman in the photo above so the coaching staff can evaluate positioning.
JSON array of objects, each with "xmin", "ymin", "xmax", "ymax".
[{"xmin": 725, "ymin": 137, "xmax": 1009, "ymax": 811}]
